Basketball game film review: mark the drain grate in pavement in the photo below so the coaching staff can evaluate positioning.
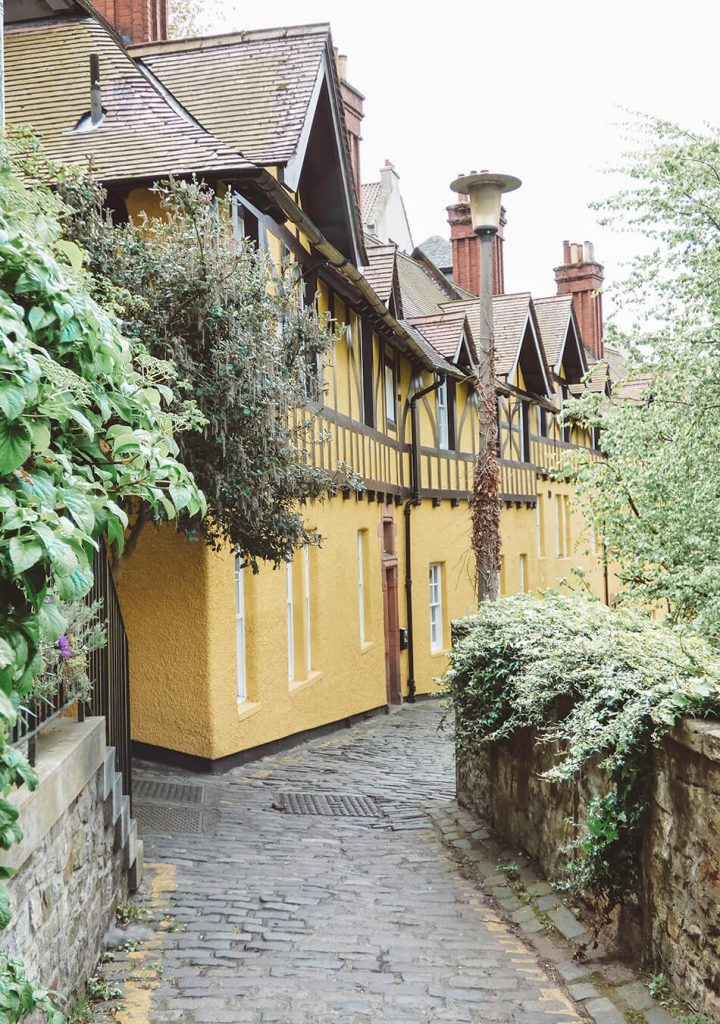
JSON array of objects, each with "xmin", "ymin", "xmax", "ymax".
[
  {"xmin": 134, "ymin": 803, "xmax": 204, "ymax": 835},
  {"xmin": 133, "ymin": 780, "xmax": 204, "ymax": 804},
  {"xmin": 275, "ymin": 791, "xmax": 381, "ymax": 817}
]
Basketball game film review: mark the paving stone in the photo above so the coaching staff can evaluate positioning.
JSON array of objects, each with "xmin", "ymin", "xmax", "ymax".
[
  {"xmin": 548, "ymin": 906, "xmax": 588, "ymax": 940},
  {"xmin": 584, "ymin": 996, "xmax": 627, "ymax": 1024},
  {"xmin": 616, "ymin": 980, "xmax": 654, "ymax": 1010},
  {"xmin": 101, "ymin": 704, "xmax": 598, "ymax": 1023},
  {"xmin": 568, "ymin": 982, "xmax": 602, "ymax": 1001},
  {"xmin": 644, "ymin": 1008, "xmax": 676, "ymax": 1024}
]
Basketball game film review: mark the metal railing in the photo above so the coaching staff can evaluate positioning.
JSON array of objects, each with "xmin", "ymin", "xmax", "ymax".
[
  {"xmin": 11, "ymin": 549, "xmax": 132, "ymax": 807},
  {"xmin": 85, "ymin": 549, "xmax": 132, "ymax": 808}
]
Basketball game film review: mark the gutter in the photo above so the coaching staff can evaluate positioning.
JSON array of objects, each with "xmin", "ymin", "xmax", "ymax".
[
  {"xmin": 234, "ymin": 168, "xmax": 445, "ymax": 375},
  {"xmin": 404, "ymin": 373, "xmax": 446, "ymax": 702}
]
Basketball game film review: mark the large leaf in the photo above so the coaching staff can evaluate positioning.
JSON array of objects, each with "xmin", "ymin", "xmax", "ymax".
[
  {"xmin": 60, "ymin": 490, "xmax": 95, "ymax": 534},
  {"xmin": 0, "ymin": 381, "xmax": 26, "ymax": 421},
  {"xmin": 38, "ymin": 600, "xmax": 67, "ymax": 642},
  {"xmin": 0, "ymin": 421, "xmax": 31, "ymax": 475},
  {"xmin": 8, "ymin": 537, "xmax": 43, "ymax": 574},
  {"xmin": 55, "ymin": 565, "xmax": 94, "ymax": 601}
]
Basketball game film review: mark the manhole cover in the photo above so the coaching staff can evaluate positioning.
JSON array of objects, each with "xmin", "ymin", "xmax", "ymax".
[
  {"xmin": 276, "ymin": 792, "xmax": 381, "ymax": 817},
  {"xmin": 134, "ymin": 804, "xmax": 203, "ymax": 834},
  {"xmin": 134, "ymin": 780, "xmax": 204, "ymax": 804}
]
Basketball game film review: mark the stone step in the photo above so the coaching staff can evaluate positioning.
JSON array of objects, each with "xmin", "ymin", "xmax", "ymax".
[
  {"xmin": 101, "ymin": 747, "xmax": 116, "ymax": 801},
  {"xmin": 111, "ymin": 772, "xmax": 123, "ymax": 825},
  {"xmin": 128, "ymin": 838, "xmax": 144, "ymax": 892},
  {"xmin": 114, "ymin": 793, "xmax": 129, "ymax": 852},
  {"xmin": 127, "ymin": 815, "xmax": 138, "ymax": 867}
]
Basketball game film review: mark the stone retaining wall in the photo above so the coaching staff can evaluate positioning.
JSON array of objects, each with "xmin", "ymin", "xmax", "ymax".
[
  {"xmin": 3, "ymin": 717, "xmax": 139, "ymax": 1009},
  {"xmin": 457, "ymin": 719, "xmax": 720, "ymax": 1020}
]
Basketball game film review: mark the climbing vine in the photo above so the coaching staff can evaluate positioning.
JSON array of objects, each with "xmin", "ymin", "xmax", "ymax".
[
  {"xmin": 0, "ymin": 157, "xmax": 204, "ymax": 1019},
  {"xmin": 444, "ymin": 592, "xmax": 720, "ymax": 929}
]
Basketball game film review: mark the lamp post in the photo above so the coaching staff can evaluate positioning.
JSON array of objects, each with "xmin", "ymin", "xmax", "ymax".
[{"xmin": 450, "ymin": 171, "xmax": 521, "ymax": 602}]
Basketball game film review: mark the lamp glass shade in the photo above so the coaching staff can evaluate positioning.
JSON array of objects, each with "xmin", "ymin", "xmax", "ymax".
[{"xmin": 450, "ymin": 172, "xmax": 522, "ymax": 233}]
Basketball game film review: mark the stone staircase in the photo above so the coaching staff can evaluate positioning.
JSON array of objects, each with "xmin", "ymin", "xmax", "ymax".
[{"xmin": 101, "ymin": 745, "xmax": 143, "ymax": 890}]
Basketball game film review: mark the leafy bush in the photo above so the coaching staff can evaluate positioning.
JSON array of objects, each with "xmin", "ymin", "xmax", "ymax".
[
  {"xmin": 32, "ymin": 596, "xmax": 106, "ymax": 706},
  {"xmin": 445, "ymin": 592, "xmax": 720, "ymax": 921},
  {"xmin": 0, "ymin": 154, "xmax": 204, "ymax": 1018}
]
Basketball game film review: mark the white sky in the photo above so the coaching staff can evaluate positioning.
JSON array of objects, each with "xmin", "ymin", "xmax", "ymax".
[{"xmin": 201, "ymin": 0, "xmax": 720, "ymax": 318}]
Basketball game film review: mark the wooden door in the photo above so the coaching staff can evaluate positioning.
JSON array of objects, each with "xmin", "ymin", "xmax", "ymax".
[{"xmin": 381, "ymin": 506, "xmax": 402, "ymax": 705}]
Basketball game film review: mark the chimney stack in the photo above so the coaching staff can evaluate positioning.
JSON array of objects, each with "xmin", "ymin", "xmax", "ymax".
[
  {"xmin": 93, "ymin": 0, "xmax": 167, "ymax": 44},
  {"xmin": 447, "ymin": 198, "xmax": 506, "ymax": 296},
  {"xmin": 335, "ymin": 52, "xmax": 364, "ymax": 205},
  {"xmin": 554, "ymin": 241, "xmax": 604, "ymax": 360}
]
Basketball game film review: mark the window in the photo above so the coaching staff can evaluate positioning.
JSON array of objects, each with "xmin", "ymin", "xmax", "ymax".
[
  {"xmin": 536, "ymin": 496, "xmax": 545, "ymax": 559},
  {"xmin": 303, "ymin": 545, "xmax": 312, "ymax": 678},
  {"xmin": 429, "ymin": 563, "xmax": 443, "ymax": 652},
  {"xmin": 556, "ymin": 495, "xmax": 572, "ymax": 557},
  {"xmin": 286, "ymin": 560, "xmax": 294, "ymax": 681},
  {"xmin": 536, "ymin": 405, "xmax": 547, "ymax": 437},
  {"xmin": 384, "ymin": 361, "xmax": 396, "ymax": 425},
  {"xmin": 437, "ymin": 379, "xmax": 449, "ymax": 450},
  {"xmin": 519, "ymin": 554, "xmax": 527, "ymax": 594},
  {"xmin": 361, "ymin": 320, "xmax": 375, "ymax": 428},
  {"xmin": 520, "ymin": 401, "xmax": 530, "ymax": 462},
  {"xmin": 357, "ymin": 530, "xmax": 367, "ymax": 645},
  {"xmin": 234, "ymin": 555, "xmax": 247, "ymax": 703}
]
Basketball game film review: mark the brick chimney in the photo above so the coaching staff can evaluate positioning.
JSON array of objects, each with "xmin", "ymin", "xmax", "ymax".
[
  {"xmin": 93, "ymin": 0, "xmax": 167, "ymax": 44},
  {"xmin": 335, "ymin": 53, "xmax": 364, "ymax": 205},
  {"xmin": 554, "ymin": 241, "xmax": 604, "ymax": 360},
  {"xmin": 447, "ymin": 199, "xmax": 506, "ymax": 296}
]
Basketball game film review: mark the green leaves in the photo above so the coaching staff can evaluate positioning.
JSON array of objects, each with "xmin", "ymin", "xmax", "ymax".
[
  {"xmin": 446, "ymin": 592, "xmax": 720, "ymax": 914},
  {"xmin": 0, "ymin": 422, "xmax": 30, "ymax": 475}
]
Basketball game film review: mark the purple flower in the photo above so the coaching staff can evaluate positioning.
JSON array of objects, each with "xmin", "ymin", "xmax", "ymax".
[{"xmin": 57, "ymin": 636, "xmax": 71, "ymax": 659}]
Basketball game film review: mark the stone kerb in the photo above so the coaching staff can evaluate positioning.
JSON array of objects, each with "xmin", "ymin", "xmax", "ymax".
[
  {"xmin": 4, "ymin": 717, "xmax": 132, "ymax": 1005},
  {"xmin": 456, "ymin": 718, "xmax": 720, "ymax": 1020}
]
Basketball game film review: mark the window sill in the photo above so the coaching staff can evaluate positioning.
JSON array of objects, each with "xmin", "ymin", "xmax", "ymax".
[
  {"xmin": 360, "ymin": 641, "xmax": 375, "ymax": 656},
  {"xmin": 237, "ymin": 700, "xmax": 262, "ymax": 723},
  {"xmin": 289, "ymin": 670, "xmax": 324, "ymax": 694},
  {"xmin": 430, "ymin": 648, "xmax": 448, "ymax": 659}
]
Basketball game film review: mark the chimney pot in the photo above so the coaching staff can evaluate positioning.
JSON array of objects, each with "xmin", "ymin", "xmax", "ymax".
[{"xmin": 554, "ymin": 240, "xmax": 604, "ymax": 360}]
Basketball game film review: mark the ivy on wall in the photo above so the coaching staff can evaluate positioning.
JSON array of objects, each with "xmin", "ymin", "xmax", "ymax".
[{"xmin": 445, "ymin": 592, "xmax": 720, "ymax": 933}]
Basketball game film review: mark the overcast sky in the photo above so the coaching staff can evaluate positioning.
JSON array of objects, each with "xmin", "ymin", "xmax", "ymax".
[{"xmin": 200, "ymin": 0, "xmax": 718, "ymax": 319}]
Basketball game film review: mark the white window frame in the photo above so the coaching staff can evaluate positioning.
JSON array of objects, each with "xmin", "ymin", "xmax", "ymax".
[
  {"xmin": 536, "ymin": 497, "xmax": 545, "ymax": 559},
  {"xmin": 234, "ymin": 555, "xmax": 247, "ymax": 703},
  {"xmin": 303, "ymin": 545, "xmax": 312, "ymax": 677},
  {"xmin": 287, "ymin": 560, "xmax": 294, "ymax": 681},
  {"xmin": 357, "ymin": 531, "xmax": 366, "ymax": 645},
  {"xmin": 429, "ymin": 563, "xmax": 443, "ymax": 653},
  {"xmin": 519, "ymin": 554, "xmax": 527, "ymax": 594},
  {"xmin": 384, "ymin": 362, "xmax": 396, "ymax": 424},
  {"xmin": 437, "ymin": 379, "xmax": 449, "ymax": 450},
  {"xmin": 556, "ymin": 495, "xmax": 566, "ymax": 558}
]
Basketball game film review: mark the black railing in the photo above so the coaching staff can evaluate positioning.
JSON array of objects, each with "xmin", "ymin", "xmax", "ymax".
[
  {"xmin": 85, "ymin": 549, "xmax": 132, "ymax": 809},
  {"xmin": 11, "ymin": 548, "xmax": 132, "ymax": 808}
]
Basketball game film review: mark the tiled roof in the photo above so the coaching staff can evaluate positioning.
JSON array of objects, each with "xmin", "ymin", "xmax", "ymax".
[
  {"xmin": 4, "ymin": 18, "xmax": 249, "ymax": 181},
  {"xmin": 133, "ymin": 25, "xmax": 329, "ymax": 165},
  {"xmin": 361, "ymin": 181, "xmax": 383, "ymax": 227},
  {"xmin": 404, "ymin": 308, "xmax": 471, "ymax": 362},
  {"xmin": 416, "ymin": 234, "xmax": 452, "ymax": 271},
  {"xmin": 396, "ymin": 251, "xmax": 453, "ymax": 317},
  {"xmin": 604, "ymin": 345, "xmax": 627, "ymax": 382},
  {"xmin": 570, "ymin": 361, "xmax": 609, "ymax": 396},
  {"xmin": 401, "ymin": 323, "xmax": 456, "ymax": 376},
  {"xmin": 362, "ymin": 243, "xmax": 397, "ymax": 306},
  {"xmin": 533, "ymin": 294, "xmax": 573, "ymax": 368},
  {"xmin": 440, "ymin": 293, "xmax": 532, "ymax": 376}
]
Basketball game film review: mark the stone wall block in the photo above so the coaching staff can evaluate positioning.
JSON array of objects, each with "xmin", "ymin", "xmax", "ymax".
[{"xmin": 458, "ymin": 719, "xmax": 720, "ymax": 1019}]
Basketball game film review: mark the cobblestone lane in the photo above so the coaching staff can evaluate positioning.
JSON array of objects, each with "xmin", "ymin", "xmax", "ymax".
[{"xmin": 111, "ymin": 703, "xmax": 586, "ymax": 1024}]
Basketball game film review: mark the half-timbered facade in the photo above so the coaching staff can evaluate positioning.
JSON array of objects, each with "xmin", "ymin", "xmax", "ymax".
[{"xmin": 5, "ymin": 0, "xmax": 609, "ymax": 765}]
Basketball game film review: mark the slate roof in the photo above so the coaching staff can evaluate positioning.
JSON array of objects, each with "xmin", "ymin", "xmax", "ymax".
[
  {"xmin": 361, "ymin": 181, "xmax": 383, "ymax": 227},
  {"xmin": 362, "ymin": 243, "xmax": 397, "ymax": 307},
  {"xmin": 404, "ymin": 309, "xmax": 473, "ymax": 362},
  {"xmin": 4, "ymin": 17, "xmax": 249, "ymax": 180},
  {"xmin": 533, "ymin": 294, "xmax": 573, "ymax": 368},
  {"xmin": 396, "ymin": 251, "xmax": 454, "ymax": 317},
  {"xmin": 401, "ymin": 323, "xmax": 457, "ymax": 376},
  {"xmin": 133, "ymin": 24, "xmax": 329, "ymax": 165},
  {"xmin": 416, "ymin": 234, "xmax": 452, "ymax": 271},
  {"xmin": 441, "ymin": 293, "xmax": 532, "ymax": 377}
]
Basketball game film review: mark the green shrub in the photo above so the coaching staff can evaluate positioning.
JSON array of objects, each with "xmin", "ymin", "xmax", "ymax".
[{"xmin": 445, "ymin": 592, "xmax": 720, "ymax": 921}]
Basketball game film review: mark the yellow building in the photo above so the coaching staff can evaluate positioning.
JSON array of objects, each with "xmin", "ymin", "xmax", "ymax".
[{"xmin": 5, "ymin": 3, "xmax": 609, "ymax": 768}]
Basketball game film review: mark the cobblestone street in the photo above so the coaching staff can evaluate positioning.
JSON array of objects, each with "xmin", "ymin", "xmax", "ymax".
[{"xmin": 108, "ymin": 702, "xmax": 587, "ymax": 1024}]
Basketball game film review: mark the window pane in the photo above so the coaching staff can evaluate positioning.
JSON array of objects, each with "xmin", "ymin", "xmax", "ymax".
[
  {"xmin": 235, "ymin": 555, "xmax": 246, "ymax": 703},
  {"xmin": 429, "ymin": 564, "xmax": 443, "ymax": 652},
  {"xmin": 385, "ymin": 363, "xmax": 395, "ymax": 423}
]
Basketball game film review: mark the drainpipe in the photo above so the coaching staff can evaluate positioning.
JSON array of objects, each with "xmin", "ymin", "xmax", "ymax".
[{"xmin": 404, "ymin": 373, "xmax": 445, "ymax": 703}]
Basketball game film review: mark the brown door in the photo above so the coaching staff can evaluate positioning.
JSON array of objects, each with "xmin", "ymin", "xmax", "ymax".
[{"xmin": 381, "ymin": 505, "xmax": 402, "ymax": 705}]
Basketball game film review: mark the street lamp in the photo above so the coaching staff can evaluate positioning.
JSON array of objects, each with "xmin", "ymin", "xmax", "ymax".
[{"xmin": 450, "ymin": 171, "xmax": 521, "ymax": 602}]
